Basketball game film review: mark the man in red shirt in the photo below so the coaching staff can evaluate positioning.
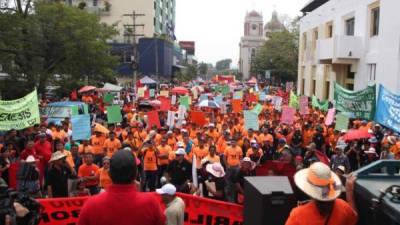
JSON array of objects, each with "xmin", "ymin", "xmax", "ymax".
[
  {"xmin": 78, "ymin": 150, "xmax": 165, "ymax": 225},
  {"xmin": 33, "ymin": 133, "xmax": 52, "ymax": 185}
]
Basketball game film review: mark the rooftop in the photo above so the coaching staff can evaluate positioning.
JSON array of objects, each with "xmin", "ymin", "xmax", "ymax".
[{"xmin": 300, "ymin": 0, "xmax": 329, "ymax": 13}]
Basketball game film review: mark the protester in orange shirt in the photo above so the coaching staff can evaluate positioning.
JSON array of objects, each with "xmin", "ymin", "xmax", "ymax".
[
  {"xmin": 202, "ymin": 145, "xmax": 220, "ymax": 164},
  {"xmin": 123, "ymin": 132, "xmax": 140, "ymax": 151},
  {"xmin": 78, "ymin": 153, "xmax": 100, "ymax": 195},
  {"xmin": 141, "ymin": 142, "xmax": 158, "ymax": 191},
  {"xmin": 103, "ymin": 132, "xmax": 122, "ymax": 158},
  {"xmin": 246, "ymin": 141, "xmax": 263, "ymax": 164},
  {"xmin": 157, "ymin": 138, "xmax": 172, "ymax": 184},
  {"xmin": 78, "ymin": 140, "xmax": 93, "ymax": 155},
  {"xmin": 96, "ymin": 156, "xmax": 112, "ymax": 190},
  {"xmin": 193, "ymin": 139, "xmax": 209, "ymax": 169},
  {"xmin": 90, "ymin": 131, "xmax": 106, "ymax": 166},
  {"xmin": 224, "ymin": 139, "xmax": 243, "ymax": 203},
  {"xmin": 52, "ymin": 124, "xmax": 67, "ymax": 142},
  {"xmin": 285, "ymin": 162, "xmax": 358, "ymax": 225}
]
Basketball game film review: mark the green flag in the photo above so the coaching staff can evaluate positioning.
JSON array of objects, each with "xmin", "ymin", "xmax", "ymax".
[
  {"xmin": 312, "ymin": 96, "xmax": 329, "ymax": 111},
  {"xmin": 106, "ymin": 105, "xmax": 122, "ymax": 124},
  {"xmin": 335, "ymin": 113, "xmax": 350, "ymax": 131},
  {"xmin": 222, "ymin": 85, "xmax": 230, "ymax": 95},
  {"xmin": 289, "ymin": 91, "xmax": 299, "ymax": 109},
  {"xmin": 251, "ymin": 104, "xmax": 263, "ymax": 115},
  {"xmin": 0, "ymin": 89, "xmax": 40, "ymax": 130},
  {"xmin": 103, "ymin": 93, "xmax": 114, "ymax": 104},
  {"xmin": 334, "ymin": 82, "xmax": 376, "ymax": 120},
  {"xmin": 179, "ymin": 96, "xmax": 190, "ymax": 109}
]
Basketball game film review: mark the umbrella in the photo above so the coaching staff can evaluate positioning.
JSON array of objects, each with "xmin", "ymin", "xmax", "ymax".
[
  {"xmin": 343, "ymin": 129, "xmax": 373, "ymax": 141},
  {"xmin": 93, "ymin": 123, "xmax": 109, "ymax": 134},
  {"xmin": 78, "ymin": 86, "xmax": 97, "ymax": 93},
  {"xmin": 171, "ymin": 87, "xmax": 189, "ymax": 95},
  {"xmin": 198, "ymin": 100, "xmax": 220, "ymax": 108}
]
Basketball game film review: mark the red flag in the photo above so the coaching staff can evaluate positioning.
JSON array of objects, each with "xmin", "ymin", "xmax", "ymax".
[
  {"xmin": 159, "ymin": 97, "xmax": 171, "ymax": 111},
  {"xmin": 190, "ymin": 111, "xmax": 207, "ymax": 126},
  {"xmin": 147, "ymin": 111, "xmax": 161, "ymax": 129},
  {"xmin": 70, "ymin": 90, "xmax": 78, "ymax": 101},
  {"xmin": 248, "ymin": 93, "xmax": 257, "ymax": 102},
  {"xmin": 315, "ymin": 151, "xmax": 330, "ymax": 165},
  {"xmin": 144, "ymin": 89, "xmax": 150, "ymax": 99}
]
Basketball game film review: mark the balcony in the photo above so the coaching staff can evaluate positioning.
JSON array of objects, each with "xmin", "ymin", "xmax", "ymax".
[{"xmin": 316, "ymin": 35, "xmax": 362, "ymax": 64}]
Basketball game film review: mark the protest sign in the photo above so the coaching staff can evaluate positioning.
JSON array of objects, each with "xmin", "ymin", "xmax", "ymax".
[
  {"xmin": 289, "ymin": 91, "xmax": 299, "ymax": 109},
  {"xmin": 335, "ymin": 113, "xmax": 350, "ymax": 131},
  {"xmin": 220, "ymin": 101, "xmax": 227, "ymax": 114},
  {"xmin": 234, "ymin": 91, "xmax": 243, "ymax": 99},
  {"xmin": 299, "ymin": 96, "xmax": 309, "ymax": 115},
  {"xmin": 106, "ymin": 105, "xmax": 122, "ymax": 124},
  {"xmin": 147, "ymin": 111, "xmax": 161, "ymax": 129},
  {"xmin": 190, "ymin": 111, "xmax": 207, "ymax": 126},
  {"xmin": 334, "ymin": 82, "xmax": 376, "ymax": 120},
  {"xmin": 281, "ymin": 106, "xmax": 295, "ymax": 125},
  {"xmin": 160, "ymin": 90, "xmax": 169, "ymax": 97},
  {"xmin": 38, "ymin": 193, "xmax": 243, "ymax": 225},
  {"xmin": 375, "ymin": 85, "xmax": 400, "ymax": 133},
  {"xmin": 273, "ymin": 96, "xmax": 282, "ymax": 111},
  {"xmin": 171, "ymin": 95, "xmax": 177, "ymax": 105},
  {"xmin": 200, "ymin": 94, "xmax": 208, "ymax": 101},
  {"xmin": 103, "ymin": 93, "xmax": 114, "ymax": 104},
  {"xmin": 149, "ymin": 89, "xmax": 155, "ymax": 97},
  {"xmin": 252, "ymin": 104, "xmax": 263, "ymax": 115},
  {"xmin": 167, "ymin": 111, "xmax": 175, "ymax": 128},
  {"xmin": 71, "ymin": 105, "xmax": 79, "ymax": 116},
  {"xmin": 325, "ymin": 108, "xmax": 336, "ymax": 126},
  {"xmin": 144, "ymin": 89, "xmax": 150, "ymax": 99},
  {"xmin": 0, "ymin": 89, "xmax": 40, "ymax": 131},
  {"xmin": 259, "ymin": 92, "xmax": 267, "ymax": 102},
  {"xmin": 71, "ymin": 114, "xmax": 91, "ymax": 140},
  {"xmin": 312, "ymin": 96, "xmax": 329, "ymax": 111},
  {"xmin": 159, "ymin": 97, "xmax": 171, "ymax": 111},
  {"xmin": 222, "ymin": 85, "xmax": 230, "ymax": 95},
  {"xmin": 231, "ymin": 99, "xmax": 242, "ymax": 113},
  {"xmin": 248, "ymin": 93, "xmax": 257, "ymax": 103},
  {"xmin": 179, "ymin": 96, "xmax": 190, "ymax": 109},
  {"xmin": 244, "ymin": 110, "xmax": 259, "ymax": 131},
  {"xmin": 137, "ymin": 87, "xmax": 145, "ymax": 98},
  {"xmin": 214, "ymin": 95, "xmax": 224, "ymax": 105}
]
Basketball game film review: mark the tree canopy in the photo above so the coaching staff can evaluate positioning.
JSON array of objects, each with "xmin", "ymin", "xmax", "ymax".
[
  {"xmin": 0, "ymin": 1, "xmax": 118, "ymax": 99},
  {"xmin": 251, "ymin": 22, "xmax": 299, "ymax": 82},
  {"xmin": 215, "ymin": 59, "xmax": 232, "ymax": 72}
]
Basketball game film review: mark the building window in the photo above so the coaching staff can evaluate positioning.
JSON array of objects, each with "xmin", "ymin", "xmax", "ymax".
[
  {"xmin": 251, "ymin": 48, "xmax": 256, "ymax": 58},
  {"xmin": 346, "ymin": 65, "xmax": 355, "ymax": 79},
  {"xmin": 345, "ymin": 18, "xmax": 355, "ymax": 36},
  {"xmin": 346, "ymin": 84, "xmax": 354, "ymax": 91},
  {"xmin": 93, "ymin": 0, "xmax": 98, "ymax": 6},
  {"xmin": 312, "ymin": 80, "xmax": 316, "ymax": 96},
  {"xmin": 252, "ymin": 24, "xmax": 257, "ymax": 30},
  {"xmin": 368, "ymin": 63, "xmax": 377, "ymax": 81},
  {"xmin": 326, "ymin": 22, "xmax": 333, "ymax": 38},
  {"xmin": 371, "ymin": 7, "xmax": 380, "ymax": 36},
  {"xmin": 325, "ymin": 81, "xmax": 330, "ymax": 99},
  {"xmin": 154, "ymin": 1, "xmax": 156, "ymax": 10},
  {"xmin": 301, "ymin": 79, "xmax": 305, "ymax": 95},
  {"xmin": 302, "ymin": 33, "xmax": 307, "ymax": 50}
]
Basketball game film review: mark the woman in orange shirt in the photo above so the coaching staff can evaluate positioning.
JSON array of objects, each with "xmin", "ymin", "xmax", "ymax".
[{"xmin": 96, "ymin": 157, "xmax": 112, "ymax": 190}]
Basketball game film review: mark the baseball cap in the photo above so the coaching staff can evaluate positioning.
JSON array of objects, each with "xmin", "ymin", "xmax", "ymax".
[
  {"xmin": 175, "ymin": 148, "xmax": 186, "ymax": 155},
  {"xmin": 156, "ymin": 183, "xmax": 176, "ymax": 195}
]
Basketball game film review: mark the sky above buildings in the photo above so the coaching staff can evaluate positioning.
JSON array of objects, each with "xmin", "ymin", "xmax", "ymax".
[{"xmin": 175, "ymin": 0, "xmax": 309, "ymax": 67}]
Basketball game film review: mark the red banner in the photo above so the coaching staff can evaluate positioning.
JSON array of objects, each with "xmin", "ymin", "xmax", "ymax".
[
  {"xmin": 190, "ymin": 111, "xmax": 207, "ymax": 126},
  {"xmin": 159, "ymin": 97, "xmax": 171, "ymax": 112},
  {"xmin": 37, "ymin": 193, "xmax": 243, "ymax": 225},
  {"xmin": 147, "ymin": 111, "xmax": 161, "ymax": 129}
]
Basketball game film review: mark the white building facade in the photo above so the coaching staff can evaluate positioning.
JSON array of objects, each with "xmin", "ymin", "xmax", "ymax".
[
  {"xmin": 298, "ymin": 0, "xmax": 400, "ymax": 100},
  {"xmin": 239, "ymin": 11, "xmax": 265, "ymax": 80}
]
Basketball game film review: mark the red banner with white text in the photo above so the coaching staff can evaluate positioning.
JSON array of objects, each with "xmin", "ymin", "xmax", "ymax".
[{"xmin": 37, "ymin": 192, "xmax": 243, "ymax": 225}]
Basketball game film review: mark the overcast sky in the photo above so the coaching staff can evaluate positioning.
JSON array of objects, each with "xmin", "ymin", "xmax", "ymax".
[{"xmin": 175, "ymin": 0, "xmax": 309, "ymax": 67}]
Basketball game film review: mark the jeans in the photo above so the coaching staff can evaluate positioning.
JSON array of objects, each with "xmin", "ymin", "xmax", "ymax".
[
  {"xmin": 157, "ymin": 165, "xmax": 168, "ymax": 188},
  {"xmin": 144, "ymin": 171, "xmax": 157, "ymax": 192},
  {"xmin": 225, "ymin": 166, "xmax": 239, "ymax": 203}
]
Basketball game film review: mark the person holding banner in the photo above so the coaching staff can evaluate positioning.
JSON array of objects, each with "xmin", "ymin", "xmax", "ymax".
[
  {"xmin": 78, "ymin": 150, "xmax": 165, "ymax": 225},
  {"xmin": 47, "ymin": 151, "xmax": 76, "ymax": 198}
]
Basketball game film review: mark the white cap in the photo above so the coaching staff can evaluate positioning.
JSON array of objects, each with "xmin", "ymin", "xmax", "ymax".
[
  {"xmin": 167, "ymin": 131, "xmax": 173, "ymax": 134},
  {"xmin": 175, "ymin": 148, "xmax": 186, "ymax": 155},
  {"xmin": 209, "ymin": 123, "xmax": 215, "ymax": 127},
  {"xmin": 177, "ymin": 142, "xmax": 185, "ymax": 147},
  {"xmin": 156, "ymin": 183, "xmax": 176, "ymax": 195},
  {"xmin": 181, "ymin": 129, "xmax": 188, "ymax": 133},
  {"xmin": 250, "ymin": 140, "xmax": 257, "ymax": 144},
  {"xmin": 340, "ymin": 129, "xmax": 347, "ymax": 133},
  {"xmin": 26, "ymin": 155, "xmax": 36, "ymax": 163}
]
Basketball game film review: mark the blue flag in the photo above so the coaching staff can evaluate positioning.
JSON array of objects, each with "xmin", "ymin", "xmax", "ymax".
[{"xmin": 375, "ymin": 85, "xmax": 400, "ymax": 133}]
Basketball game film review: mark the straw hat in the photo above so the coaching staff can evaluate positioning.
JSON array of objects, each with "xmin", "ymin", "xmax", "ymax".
[
  {"xmin": 49, "ymin": 151, "xmax": 67, "ymax": 163},
  {"xmin": 206, "ymin": 163, "xmax": 225, "ymax": 178},
  {"xmin": 294, "ymin": 162, "xmax": 342, "ymax": 202}
]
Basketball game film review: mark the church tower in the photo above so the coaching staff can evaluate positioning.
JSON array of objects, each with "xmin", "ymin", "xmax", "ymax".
[{"xmin": 239, "ymin": 11, "xmax": 265, "ymax": 80}]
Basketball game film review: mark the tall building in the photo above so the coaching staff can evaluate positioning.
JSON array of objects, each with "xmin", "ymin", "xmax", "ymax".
[
  {"xmin": 65, "ymin": 0, "xmax": 176, "ymax": 42},
  {"xmin": 298, "ymin": 0, "xmax": 400, "ymax": 100},
  {"xmin": 239, "ymin": 11, "xmax": 265, "ymax": 80}
]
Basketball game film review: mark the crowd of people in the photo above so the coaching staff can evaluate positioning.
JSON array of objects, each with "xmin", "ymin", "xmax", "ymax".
[{"xmin": 0, "ymin": 80, "xmax": 399, "ymax": 224}]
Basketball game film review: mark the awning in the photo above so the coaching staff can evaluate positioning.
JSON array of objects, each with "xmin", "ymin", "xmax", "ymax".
[
  {"xmin": 140, "ymin": 76, "xmax": 157, "ymax": 85},
  {"xmin": 99, "ymin": 83, "xmax": 123, "ymax": 92}
]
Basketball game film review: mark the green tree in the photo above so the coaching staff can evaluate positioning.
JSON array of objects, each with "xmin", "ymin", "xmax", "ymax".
[
  {"xmin": 0, "ymin": 2, "xmax": 118, "ymax": 99},
  {"xmin": 251, "ymin": 20, "xmax": 299, "ymax": 82},
  {"xmin": 198, "ymin": 62, "xmax": 208, "ymax": 75},
  {"xmin": 215, "ymin": 59, "xmax": 232, "ymax": 72}
]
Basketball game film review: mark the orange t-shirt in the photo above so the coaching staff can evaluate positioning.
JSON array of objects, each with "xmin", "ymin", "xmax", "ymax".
[
  {"xmin": 103, "ymin": 139, "xmax": 122, "ymax": 157},
  {"xmin": 52, "ymin": 130, "xmax": 66, "ymax": 141},
  {"xmin": 224, "ymin": 146, "xmax": 243, "ymax": 167},
  {"xmin": 96, "ymin": 168, "xmax": 112, "ymax": 189},
  {"xmin": 193, "ymin": 146, "xmax": 209, "ymax": 169},
  {"xmin": 78, "ymin": 164, "xmax": 99, "ymax": 186},
  {"xmin": 61, "ymin": 150, "xmax": 75, "ymax": 169},
  {"xmin": 285, "ymin": 199, "xmax": 357, "ymax": 225},
  {"xmin": 90, "ymin": 135, "xmax": 106, "ymax": 155},
  {"xmin": 78, "ymin": 144, "xmax": 93, "ymax": 154},
  {"xmin": 302, "ymin": 130, "xmax": 315, "ymax": 148},
  {"xmin": 157, "ymin": 145, "xmax": 172, "ymax": 166},
  {"xmin": 142, "ymin": 148, "xmax": 157, "ymax": 171},
  {"xmin": 205, "ymin": 154, "xmax": 220, "ymax": 164},
  {"xmin": 123, "ymin": 138, "xmax": 139, "ymax": 150}
]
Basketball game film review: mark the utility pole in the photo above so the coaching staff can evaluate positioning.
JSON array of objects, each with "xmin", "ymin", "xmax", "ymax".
[{"xmin": 123, "ymin": 11, "xmax": 145, "ymax": 89}]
